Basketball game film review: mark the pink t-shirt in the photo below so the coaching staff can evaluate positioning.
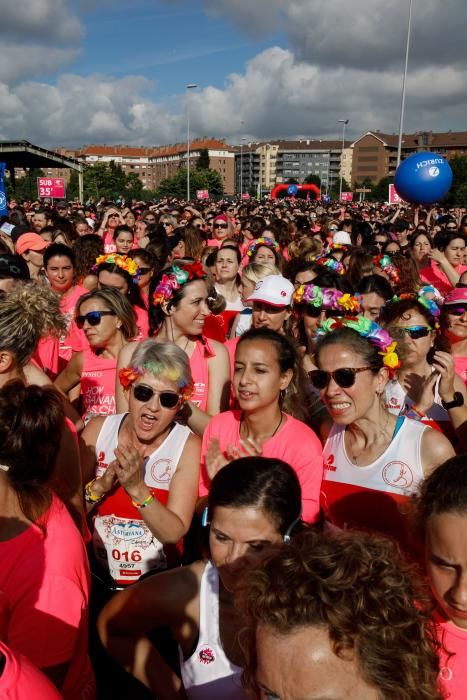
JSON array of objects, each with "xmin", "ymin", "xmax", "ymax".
[
  {"xmin": 103, "ymin": 230, "xmax": 116, "ymax": 253},
  {"xmin": 0, "ymin": 642, "xmax": 63, "ymax": 699},
  {"xmin": 80, "ymin": 349, "xmax": 117, "ymax": 421},
  {"xmin": 199, "ymin": 410, "xmax": 323, "ymax": 523},
  {"xmin": 189, "ymin": 337, "xmax": 216, "ymax": 412},
  {"xmin": 0, "ymin": 496, "xmax": 95, "ymax": 700},
  {"xmin": 420, "ymin": 263, "xmax": 467, "ymax": 296},
  {"xmin": 436, "ymin": 613, "xmax": 467, "ymax": 699},
  {"xmin": 453, "ymin": 354, "xmax": 467, "ymax": 385}
]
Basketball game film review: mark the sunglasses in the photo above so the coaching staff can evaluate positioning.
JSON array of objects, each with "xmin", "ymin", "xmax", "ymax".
[
  {"xmin": 76, "ymin": 310, "xmax": 116, "ymax": 328},
  {"xmin": 310, "ymin": 367, "xmax": 372, "ymax": 390},
  {"xmin": 138, "ymin": 267, "xmax": 152, "ymax": 275},
  {"xmin": 329, "ymin": 227, "xmax": 338, "ymax": 231},
  {"xmin": 446, "ymin": 226, "xmax": 458, "ymax": 230},
  {"xmin": 132, "ymin": 384, "xmax": 181, "ymax": 408},
  {"xmin": 162, "ymin": 221, "xmax": 172, "ymax": 226},
  {"xmin": 213, "ymin": 223, "xmax": 228, "ymax": 229},
  {"xmin": 447, "ymin": 305, "xmax": 467, "ymax": 316},
  {"xmin": 396, "ymin": 325, "xmax": 432, "ymax": 339},
  {"xmin": 303, "ymin": 306, "xmax": 343, "ymax": 319}
]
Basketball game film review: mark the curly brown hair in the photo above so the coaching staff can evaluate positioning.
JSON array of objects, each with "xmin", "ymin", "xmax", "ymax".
[{"xmin": 236, "ymin": 529, "xmax": 442, "ymax": 700}]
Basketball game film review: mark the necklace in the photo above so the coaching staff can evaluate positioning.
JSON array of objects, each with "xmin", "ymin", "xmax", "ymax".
[{"xmin": 241, "ymin": 412, "xmax": 283, "ymax": 443}]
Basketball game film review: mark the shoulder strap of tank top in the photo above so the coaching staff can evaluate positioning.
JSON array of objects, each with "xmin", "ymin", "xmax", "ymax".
[
  {"xmin": 392, "ymin": 415, "xmax": 405, "ymax": 439},
  {"xmin": 197, "ymin": 561, "xmax": 218, "ymax": 643}
]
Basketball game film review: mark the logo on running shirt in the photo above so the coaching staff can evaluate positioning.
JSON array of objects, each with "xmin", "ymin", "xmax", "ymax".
[
  {"xmin": 324, "ymin": 454, "xmax": 337, "ymax": 472},
  {"xmin": 198, "ymin": 646, "xmax": 216, "ymax": 665},
  {"xmin": 150, "ymin": 458, "xmax": 173, "ymax": 484},
  {"xmin": 439, "ymin": 666, "xmax": 453, "ymax": 682},
  {"xmin": 110, "ymin": 522, "xmax": 146, "ymax": 541},
  {"xmin": 382, "ymin": 461, "xmax": 414, "ymax": 490}
]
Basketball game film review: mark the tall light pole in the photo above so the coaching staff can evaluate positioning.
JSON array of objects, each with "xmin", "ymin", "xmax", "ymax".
[
  {"xmin": 186, "ymin": 83, "xmax": 197, "ymax": 201},
  {"xmin": 240, "ymin": 137, "xmax": 247, "ymax": 197},
  {"xmin": 396, "ymin": 0, "xmax": 413, "ymax": 167},
  {"xmin": 338, "ymin": 119, "xmax": 349, "ymax": 201}
]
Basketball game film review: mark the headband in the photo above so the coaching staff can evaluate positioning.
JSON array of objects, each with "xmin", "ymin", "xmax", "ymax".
[
  {"xmin": 293, "ymin": 283, "xmax": 361, "ymax": 314},
  {"xmin": 119, "ymin": 363, "xmax": 194, "ymax": 403},
  {"xmin": 384, "ymin": 287, "xmax": 441, "ymax": 328},
  {"xmin": 373, "ymin": 254, "xmax": 400, "ymax": 285},
  {"xmin": 93, "ymin": 253, "xmax": 140, "ymax": 282},
  {"xmin": 317, "ymin": 316, "xmax": 400, "ymax": 374},
  {"xmin": 246, "ymin": 237, "xmax": 281, "ymax": 258},
  {"xmin": 313, "ymin": 255, "xmax": 345, "ymax": 275},
  {"xmin": 152, "ymin": 262, "xmax": 206, "ymax": 306}
]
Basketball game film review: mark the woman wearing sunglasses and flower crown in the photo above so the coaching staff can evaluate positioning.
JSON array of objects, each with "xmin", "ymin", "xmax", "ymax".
[
  {"xmin": 116, "ymin": 261, "xmax": 230, "ymax": 436},
  {"xmin": 94, "ymin": 252, "xmax": 149, "ymax": 340},
  {"xmin": 79, "ymin": 339, "xmax": 200, "ymax": 590},
  {"xmin": 314, "ymin": 316, "xmax": 454, "ymax": 550},
  {"xmin": 55, "ymin": 287, "xmax": 138, "ymax": 423},
  {"xmin": 380, "ymin": 291, "xmax": 467, "ymax": 445}
]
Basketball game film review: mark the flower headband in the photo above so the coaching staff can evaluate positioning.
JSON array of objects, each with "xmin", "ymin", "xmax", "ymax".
[
  {"xmin": 373, "ymin": 254, "xmax": 400, "ymax": 285},
  {"xmin": 313, "ymin": 255, "xmax": 345, "ymax": 275},
  {"xmin": 293, "ymin": 283, "xmax": 361, "ymax": 314},
  {"xmin": 317, "ymin": 316, "xmax": 400, "ymax": 374},
  {"xmin": 119, "ymin": 363, "xmax": 194, "ymax": 403},
  {"xmin": 325, "ymin": 242, "xmax": 350, "ymax": 254},
  {"xmin": 93, "ymin": 253, "xmax": 140, "ymax": 282},
  {"xmin": 246, "ymin": 237, "xmax": 281, "ymax": 258},
  {"xmin": 152, "ymin": 262, "xmax": 206, "ymax": 306},
  {"xmin": 385, "ymin": 287, "xmax": 441, "ymax": 328}
]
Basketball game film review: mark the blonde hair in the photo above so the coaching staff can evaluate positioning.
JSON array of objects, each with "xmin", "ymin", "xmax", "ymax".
[
  {"xmin": 77, "ymin": 287, "xmax": 138, "ymax": 341},
  {"xmin": 0, "ymin": 283, "xmax": 67, "ymax": 365},
  {"xmin": 130, "ymin": 339, "xmax": 193, "ymax": 392},
  {"xmin": 288, "ymin": 237, "xmax": 322, "ymax": 262},
  {"xmin": 242, "ymin": 262, "xmax": 280, "ymax": 286}
]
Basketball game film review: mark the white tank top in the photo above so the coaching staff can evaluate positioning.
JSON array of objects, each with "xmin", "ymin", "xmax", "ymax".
[
  {"xmin": 384, "ymin": 376, "xmax": 448, "ymax": 423},
  {"xmin": 180, "ymin": 561, "xmax": 248, "ymax": 700},
  {"xmin": 322, "ymin": 418, "xmax": 427, "ymax": 545},
  {"xmin": 92, "ymin": 414, "xmax": 191, "ymax": 585}
]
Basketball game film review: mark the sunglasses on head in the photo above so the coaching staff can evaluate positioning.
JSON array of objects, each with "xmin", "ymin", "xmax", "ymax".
[
  {"xmin": 447, "ymin": 305, "xmax": 467, "ymax": 316},
  {"xmin": 213, "ymin": 223, "xmax": 228, "ymax": 229},
  {"xmin": 76, "ymin": 310, "xmax": 116, "ymax": 328},
  {"xmin": 309, "ymin": 367, "xmax": 372, "ymax": 390},
  {"xmin": 132, "ymin": 384, "xmax": 181, "ymax": 408},
  {"xmin": 397, "ymin": 325, "xmax": 432, "ymax": 339}
]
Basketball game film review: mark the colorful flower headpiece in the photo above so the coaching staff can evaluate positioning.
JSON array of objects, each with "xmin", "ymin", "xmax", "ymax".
[
  {"xmin": 152, "ymin": 262, "xmax": 206, "ymax": 306},
  {"xmin": 293, "ymin": 283, "xmax": 361, "ymax": 314},
  {"xmin": 317, "ymin": 316, "xmax": 400, "ymax": 375},
  {"xmin": 313, "ymin": 255, "xmax": 345, "ymax": 275},
  {"xmin": 385, "ymin": 287, "xmax": 441, "ymax": 328},
  {"xmin": 119, "ymin": 363, "xmax": 194, "ymax": 403},
  {"xmin": 325, "ymin": 242, "xmax": 350, "ymax": 254},
  {"xmin": 373, "ymin": 254, "xmax": 400, "ymax": 285},
  {"xmin": 246, "ymin": 237, "xmax": 281, "ymax": 258},
  {"xmin": 93, "ymin": 253, "xmax": 140, "ymax": 282}
]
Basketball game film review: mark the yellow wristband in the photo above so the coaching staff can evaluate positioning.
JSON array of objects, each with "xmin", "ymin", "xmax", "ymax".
[{"xmin": 131, "ymin": 493, "xmax": 155, "ymax": 509}]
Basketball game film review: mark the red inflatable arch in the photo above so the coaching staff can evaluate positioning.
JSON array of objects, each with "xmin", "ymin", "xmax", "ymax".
[{"xmin": 270, "ymin": 184, "xmax": 321, "ymax": 200}]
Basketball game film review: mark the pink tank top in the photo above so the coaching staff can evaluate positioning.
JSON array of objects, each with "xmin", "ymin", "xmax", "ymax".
[
  {"xmin": 80, "ymin": 349, "xmax": 117, "ymax": 422},
  {"xmin": 189, "ymin": 337, "xmax": 215, "ymax": 411}
]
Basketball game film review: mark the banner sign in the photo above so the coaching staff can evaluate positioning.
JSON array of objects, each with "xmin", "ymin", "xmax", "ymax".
[{"xmin": 37, "ymin": 177, "xmax": 66, "ymax": 199}]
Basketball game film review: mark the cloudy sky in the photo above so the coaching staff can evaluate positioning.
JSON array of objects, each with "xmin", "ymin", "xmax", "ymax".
[{"xmin": 1, "ymin": 0, "xmax": 466, "ymax": 148}]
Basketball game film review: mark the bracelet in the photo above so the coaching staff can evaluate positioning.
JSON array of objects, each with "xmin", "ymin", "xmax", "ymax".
[
  {"xmin": 84, "ymin": 478, "xmax": 104, "ymax": 504},
  {"xmin": 411, "ymin": 404, "xmax": 426, "ymax": 418},
  {"xmin": 131, "ymin": 492, "xmax": 155, "ymax": 509},
  {"xmin": 403, "ymin": 406, "xmax": 425, "ymax": 421}
]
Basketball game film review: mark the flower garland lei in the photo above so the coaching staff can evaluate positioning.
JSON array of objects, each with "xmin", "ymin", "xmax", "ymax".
[
  {"xmin": 373, "ymin": 254, "xmax": 400, "ymax": 285},
  {"xmin": 293, "ymin": 283, "xmax": 361, "ymax": 314}
]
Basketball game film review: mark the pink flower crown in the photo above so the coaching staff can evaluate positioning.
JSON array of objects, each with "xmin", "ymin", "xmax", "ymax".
[
  {"xmin": 246, "ymin": 237, "xmax": 281, "ymax": 258},
  {"xmin": 373, "ymin": 254, "xmax": 400, "ymax": 285},
  {"xmin": 93, "ymin": 254, "xmax": 141, "ymax": 282},
  {"xmin": 293, "ymin": 284, "xmax": 361, "ymax": 314},
  {"xmin": 152, "ymin": 262, "xmax": 206, "ymax": 306}
]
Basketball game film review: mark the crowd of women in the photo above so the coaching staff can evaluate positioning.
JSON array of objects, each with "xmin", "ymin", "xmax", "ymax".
[{"xmin": 1, "ymin": 195, "xmax": 467, "ymax": 698}]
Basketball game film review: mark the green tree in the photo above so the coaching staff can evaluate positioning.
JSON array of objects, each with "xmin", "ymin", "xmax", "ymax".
[
  {"xmin": 8, "ymin": 168, "xmax": 45, "ymax": 200},
  {"xmin": 368, "ymin": 176, "xmax": 394, "ymax": 202},
  {"xmin": 125, "ymin": 172, "xmax": 144, "ymax": 200},
  {"xmin": 303, "ymin": 173, "xmax": 321, "ymax": 187},
  {"xmin": 157, "ymin": 167, "xmax": 224, "ymax": 200},
  {"xmin": 444, "ymin": 156, "xmax": 467, "ymax": 206},
  {"xmin": 329, "ymin": 177, "xmax": 351, "ymax": 197},
  {"xmin": 196, "ymin": 148, "xmax": 210, "ymax": 170},
  {"xmin": 285, "ymin": 177, "xmax": 299, "ymax": 184}
]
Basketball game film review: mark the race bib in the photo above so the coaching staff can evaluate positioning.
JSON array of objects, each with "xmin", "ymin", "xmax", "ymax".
[{"xmin": 92, "ymin": 514, "xmax": 166, "ymax": 585}]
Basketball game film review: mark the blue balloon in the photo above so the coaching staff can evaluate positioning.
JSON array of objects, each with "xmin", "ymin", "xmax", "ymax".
[
  {"xmin": 394, "ymin": 151, "xmax": 453, "ymax": 205},
  {"xmin": 287, "ymin": 184, "xmax": 299, "ymax": 196}
]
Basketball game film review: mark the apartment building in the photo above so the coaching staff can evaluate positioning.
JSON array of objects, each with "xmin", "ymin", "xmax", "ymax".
[{"xmin": 351, "ymin": 130, "xmax": 467, "ymax": 185}]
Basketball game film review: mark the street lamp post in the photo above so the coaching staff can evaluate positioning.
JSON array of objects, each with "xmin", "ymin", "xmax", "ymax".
[
  {"xmin": 338, "ymin": 119, "xmax": 349, "ymax": 201},
  {"xmin": 396, "ymin": 0, "xmax": 413, "ymax": 167},
  {"xmin": 186, "ymin": 83, "xmax": 197, "ymax": 201}
]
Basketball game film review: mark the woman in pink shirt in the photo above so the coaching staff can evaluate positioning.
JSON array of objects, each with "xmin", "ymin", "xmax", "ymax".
[
  {"xmin": 0, "ymin": 382, "xmax": 95, "ymax": 699},
  {"xmin": 200, "ymin": 327, "xmax": 324, "ymax": 523},
  {"xmin": 420, "ymin": 230, "xmax": 467, "ymax": 295},
  {"xmin": 441, "ymin": 287, "xmax": 467, "ymax": 385},
  {"xmin": 417, "ymin": 455, "xmax": 467, "ymax": 700},
  {"xmin": 55, "ymin": 287, "xmax": 138, "ymax": 423}
]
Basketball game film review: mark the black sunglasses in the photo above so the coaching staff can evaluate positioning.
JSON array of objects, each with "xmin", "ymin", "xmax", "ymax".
[
  {"xmin": 76, "ymin": 310, "xmax": 116, "ymax": 328},
  {"xmin": 446, "ymin": 306, "xmax": 467, "ymax": 316},
  {"xmin": 132, "ymin": 384, "xmax": 181, "ymax": 409},
  {"xmin": 309, "ymin": 367, "xmax": 372, "ymax": 390},
  {"xmin": 138, "ymin": 267, "xmax": 152, "ymax": 275},
  {"xmin": 303, "ymin": 306, "xmax": 343, "ymax": 319},
  {"xmin": 213, "ymin": 223, "xmax": 228, "ymax": 229},
  {"xmin": 397, "ymin": 326, "xmax": 432, "ymax": 339}
]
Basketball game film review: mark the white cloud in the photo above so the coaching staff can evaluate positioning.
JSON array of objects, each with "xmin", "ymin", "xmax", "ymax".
[
  {"xmin": 0, "ymin": 45, "xmax": 79, "ymax": 85},
  {"xmin": 2, "ymin": 0, "xmax": 83, "ymax": 43}
]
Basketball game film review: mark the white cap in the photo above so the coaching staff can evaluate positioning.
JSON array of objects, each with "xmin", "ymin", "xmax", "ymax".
[
  {"xmin": 247, "ymin": 275, "xmax": 294, "ymax": 307},
  {"xmin": 333, "ymin": 231, "xmax": 352, "ymax": 245}
]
